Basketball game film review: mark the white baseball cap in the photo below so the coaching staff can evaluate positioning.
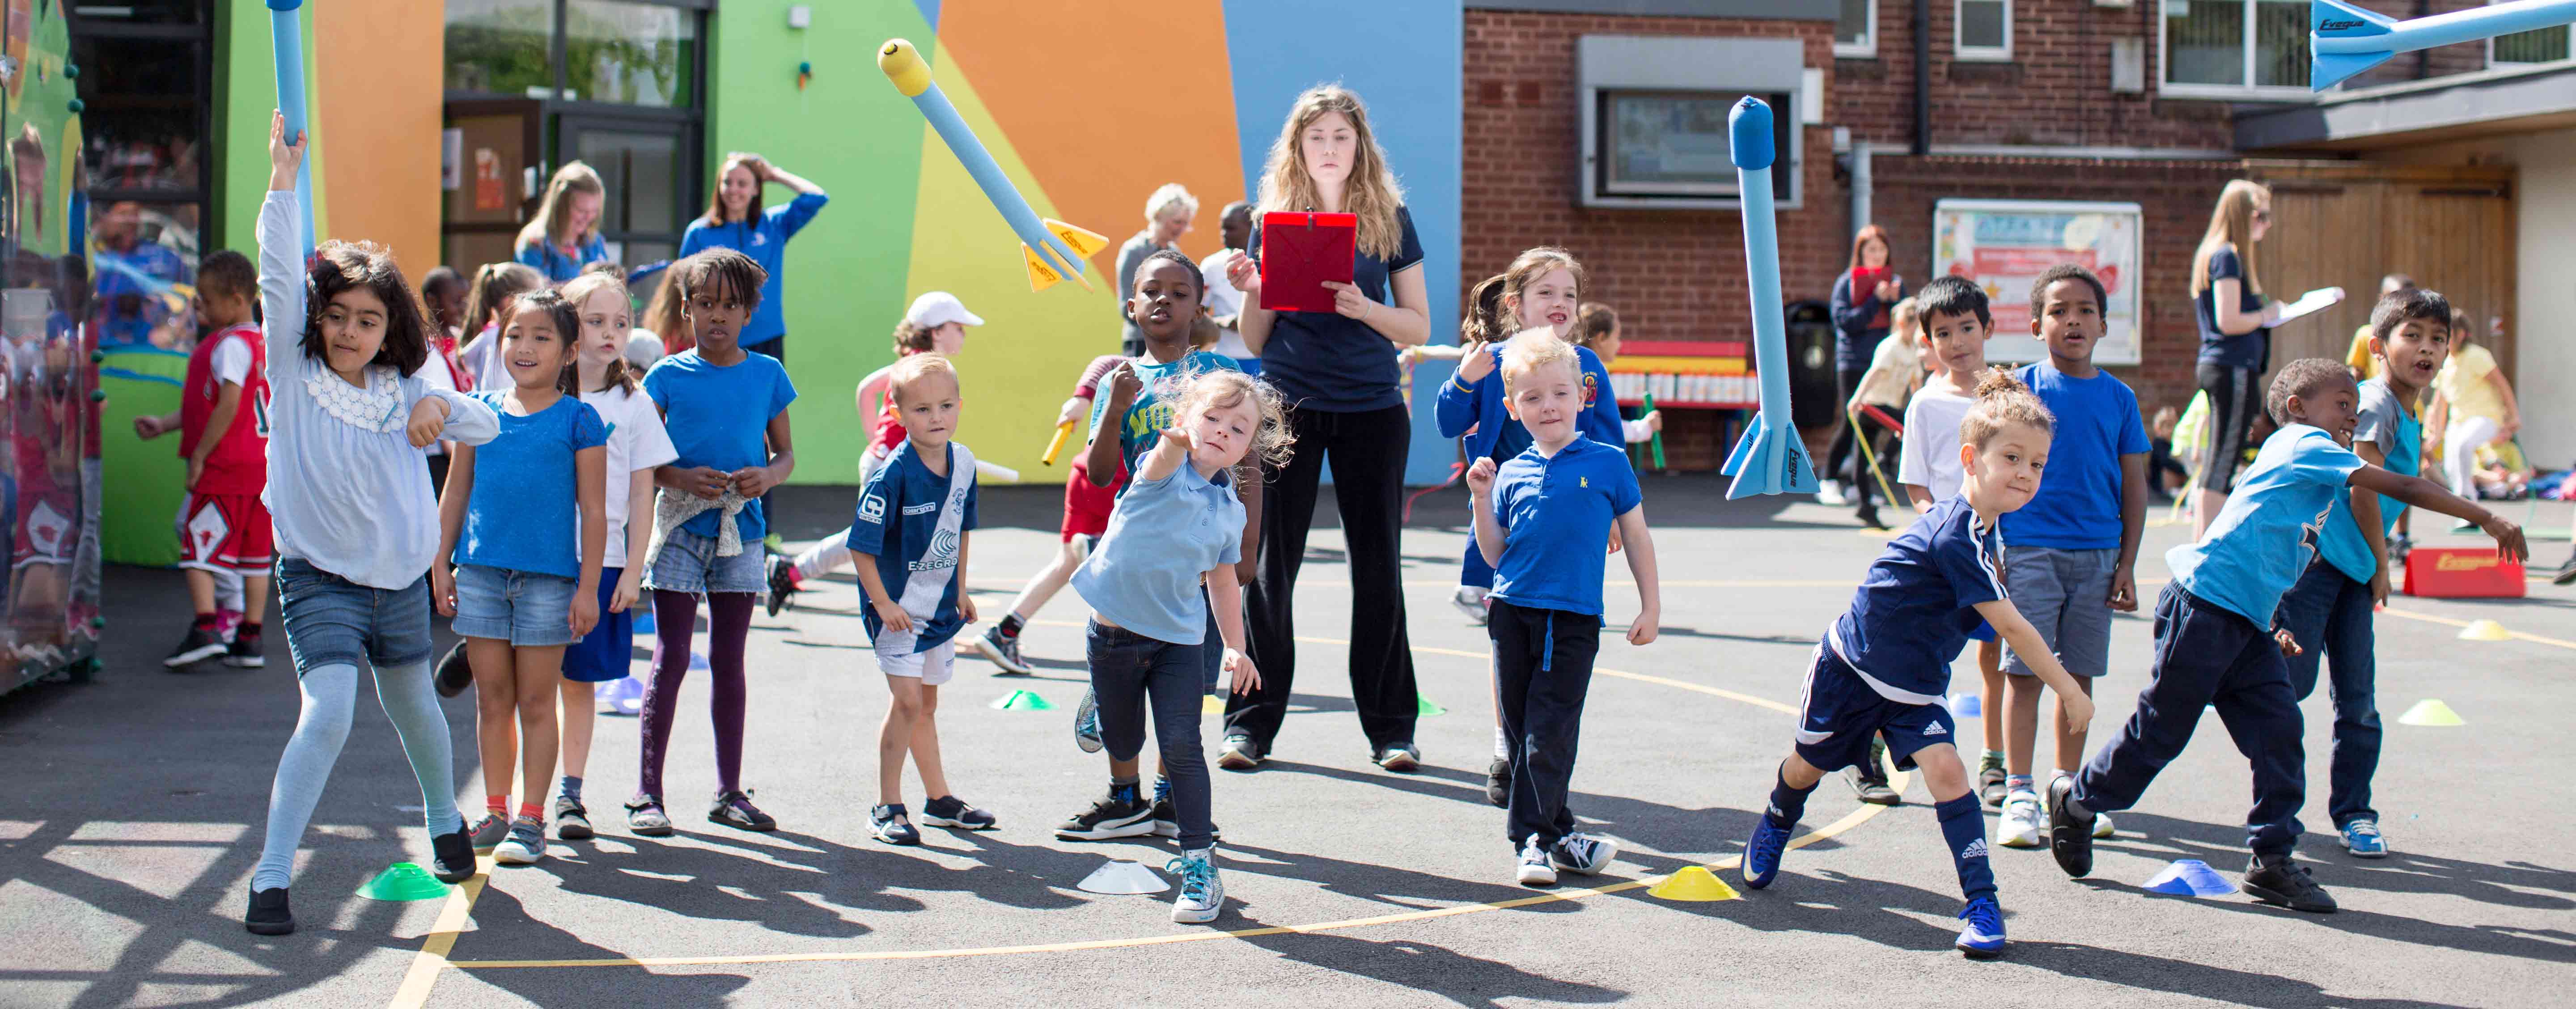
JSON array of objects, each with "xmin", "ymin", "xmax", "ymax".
[{"xmin": 905, "ymin": 291, "xmax": 984, "ymax": 329}]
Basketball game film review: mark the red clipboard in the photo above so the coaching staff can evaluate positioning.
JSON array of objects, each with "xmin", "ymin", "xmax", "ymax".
[{"xmin": 1258, "ymin": 211, "xmax": 1356, "ymax": 313}]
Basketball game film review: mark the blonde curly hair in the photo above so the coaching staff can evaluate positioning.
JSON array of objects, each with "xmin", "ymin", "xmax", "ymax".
[{"xmin": 1166, "ymin": 369, "xmax": 1296, "ymax": 471}]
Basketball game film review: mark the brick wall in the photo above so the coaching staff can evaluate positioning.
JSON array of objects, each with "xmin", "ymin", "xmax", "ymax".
[{"xmin": 1832, "ymin": 0, "xmax": 2233, "ymax": 151}]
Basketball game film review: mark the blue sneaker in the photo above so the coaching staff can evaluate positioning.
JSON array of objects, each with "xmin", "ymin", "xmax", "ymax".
[
  {"xmin": 1742, "ymin": 813, "xmax": 1792, "ymax": 890},
  {"xmin": 1073, "ymin": 688, "xmax": 1103, "ymax": 754},
  {"xmin": 2339, "ymin": 818, "xmax": 2389, "ymax": 859},
  {"xmin": 1954, "ymin": 895, "xmax": 2005, "ymax": 958}
]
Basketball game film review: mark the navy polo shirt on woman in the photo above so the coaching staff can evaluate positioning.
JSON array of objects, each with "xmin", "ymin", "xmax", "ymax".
[
  {"xmin": 1487, "ymin": 435, "xmax": 1642, "ymax": 617},
  {"xmin": 1247, "ymin": 206, "xmax": 1425, "ymax": 412}
]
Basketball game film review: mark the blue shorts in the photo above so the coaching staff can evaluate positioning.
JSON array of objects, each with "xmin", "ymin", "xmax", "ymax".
[
  {"xmin": 644, "ymin": 527, "xmax": 766, "ymax": 595},
  {"xmin": 562, "ymin": 566, "xmax": 634, "ymax": 682},
  {"xmin": 1792, "ymin": 644, "xmax": 1960, "ymax": 774},
  {"xmin": 1968, "ymin": 619, "xmax": 1996, "ymax": 643},
  {"xmin": 452, "ymin": 564, "xmax": 579, "ymax": 647},
  {"xmin": 275, "ymin": 558, "xmax": 434, "ymax": 676}
]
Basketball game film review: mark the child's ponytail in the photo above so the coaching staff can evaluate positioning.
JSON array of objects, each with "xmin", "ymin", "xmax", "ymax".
[
  {"xmin": 462, "ymin": 261, "xmax": 545, "ymax": 351},
  {"xmin": 1461, "ymin": 273, "xmax": 1509, "ymax": 345},
  {"xmin": 1962, "ymin": 369, "xmax": 2054, "ymax": 450}
]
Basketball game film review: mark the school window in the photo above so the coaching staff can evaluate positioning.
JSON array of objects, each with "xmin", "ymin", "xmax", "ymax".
[
  {"xmin": 1836, "ymin": 0, "xmax": 1876, "ymax": 58},
  {"xmin": 1956, "ymin": 0, "xmax": 2010, "ymax": 61},
  {"xmin": 71, "ymin": 0, "xmax": 214, "ymax": 349},
  {"xmin": 2161, "ymin": 0, "xmax": 2311, "ymax": 98},
  {"xmin": 2490, "ymin": 0, "xmax": 2573, "ymax": 64}
]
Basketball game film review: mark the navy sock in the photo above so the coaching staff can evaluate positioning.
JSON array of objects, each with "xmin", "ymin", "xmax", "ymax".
[
  {"xmin": 1766, "ymin": 763, "xmax": 1817, "ymax": 829},
  {"xmin": 1109, "ymin": 775, "xmax": 1140, "ymax": 804},
  {"xmin": 559, "ymin": 775, "xmax": 583, "ymax": 803},
  {"xmin": 999, "ymin": 613, "xmax": 1026, "ymax": 638},
  {"xmin": 1152, "ymin": 775, "xmax": 1171, "ymax": 801},
  {"xmin": 1936, "ymin": 794, "xmax": 1996, "ymax": 902}
]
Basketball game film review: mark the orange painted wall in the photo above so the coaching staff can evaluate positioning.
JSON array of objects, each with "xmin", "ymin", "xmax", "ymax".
[
  {"xmin": 936, "ymin": 0, "xmax": 1244, "ymax": 271},
  {"xmin": 314, "ymin": 0, "xmax": 441, "ymax": 272}
]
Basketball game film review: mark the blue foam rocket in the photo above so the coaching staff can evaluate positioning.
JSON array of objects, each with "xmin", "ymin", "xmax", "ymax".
[
  {"xmin": 1718, "ymin": 97, "xmax": 1818, "ymax": 499},
  {"xmin": 878, "ymin": 39, "xmax": 1108, "ymax": 293},
  {"xmin": 267, "ymin": 0, "xmax": 318, "ymax": 255},
  {"xmin": 2312, "ymin": 0, "xmax": 2576, "ymax": 90}
]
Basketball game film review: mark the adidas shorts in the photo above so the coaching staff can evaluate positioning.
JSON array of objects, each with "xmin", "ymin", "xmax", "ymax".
[{"xmin": 1790, "ymin": 644, "xmax": 1959, "ymax": 775}]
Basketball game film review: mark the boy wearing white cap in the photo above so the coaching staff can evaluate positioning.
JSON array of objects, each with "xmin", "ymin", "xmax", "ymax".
[{"xmin": 768, "ymin": 293, "xmax": 982, "ymax": 613}]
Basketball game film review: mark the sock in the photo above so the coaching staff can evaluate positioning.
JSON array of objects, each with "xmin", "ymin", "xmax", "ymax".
[
  {"xmin": 999, "ymin": 612, "xmax": 1026, "ymax": 639},
  {"xmin": 1765, "ymin": 763, "xmax": 1818, "ymax": 829},
  {"xmin": 236, "ymin": 621, "xmax": 261, "ymax": 639},
  {"xmin": 1936, "ymin": 794, "xmax": 1997, "ymax": 901},
  {"xmin": 191, "ymin": 612, "xmax": 219, "ymax": 631},
  {"xmin": 1109, "ymin": 775, "xmax": 1140, "ymax": 804},
  {"xmin": 559, "ymin": 775, "xmax": 584, "ymax": 803},
  {"xmin": 1981, "ymin": 748, "xmax": 2004, "ymax": 765},
  {"xmin": 487, "ymin": 795, "xmax": 509, "ymax": 817},
  {"xmin": 1494, "ymin": 726, "xmax": 1510, "ymax": 761},
  {"xmin": 2006, "ymin": 774, "xmax": 2034, "ymax": 794},
  {"xmin": 517, "ymin": 801, "xmax": 543, "ymax": 823},
  {"xmin": 1152, "ymin": 775, "xmax": 1171, "ymax": 802}
]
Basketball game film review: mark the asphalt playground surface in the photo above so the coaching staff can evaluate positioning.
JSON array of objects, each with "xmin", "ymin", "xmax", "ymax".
[{"xmin": 4, "ymin": 477, "xmax": 2572, "ymax": 1008}]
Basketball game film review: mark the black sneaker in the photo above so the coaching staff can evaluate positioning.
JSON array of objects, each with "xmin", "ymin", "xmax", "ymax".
[
  {"xmin": 2046, "ymin": 775, "xmax": 2095, "ymax": 878},
  {"xmin": 554, "ymin": 796, "xmax": 594, "ymax": 840},
  {"xmin": 164, "ymin": 625, "xmax": 225, "ymax": 668},
  {"xmin": 1856, "ymin": 508, "xmax": 1885, "ymax": 530},
  {"xmin": 1216, "ymin": 734, "xmax": 1263, "ymax": 771},
  {"xmin": 222, "ymin": 629, "xmax": 265, "ymax": 668},
  {"xmin": 2554, "ymin": 553, "xmax": 2576, "ymax": 587},
  {"xmin": 1054, "ymin": 791, "xmax": 1154, "ymax": 840},
  {"xmin": 921, "ymin": 794, "xmax": 997, "ymax": 831},
  {"xmin": 1485, "ymin": 757, "xmax": 1513, "ymax": 808},
  {"xmin": 244, "ymin": 886, "xmax": 294, "ymax": 935},
  {"xmin": 430, "ymin": 821, "xmax": 477, "ymax": 883},
  {"xmin": 871, "ymin": 803, "xmax": 921, "ymax": 846},
  {"xmin": 1845, "ymin": 740, "xmax": 1900, "ymax": 805},
  {"xmin": 708, "ymin": 790, "xmax": 776, "ymax": 832},
  {"xmin": 1978, "ymin": 754, "xmax": 2008, "ymax": 807},
  {"xmin": 1145, "ymin": 794, "xmax": 1224, "ymax": 841},
  {"xmin": 434, "ymin": 640, "xmax": 473, "ymax": 698},
  {"xmin": 765, "ymin": 555, "xmax": 800, "ymax": 617},
  {"xmin": 1373, "ymin": 742, "xmax": 1421, "ymax": 773},
  {"xmin": 2241, "ymin": 857, "xmax": 2338, "ymax": 913},
  {"xmin": 967, "ymin": 625, "xmax": 1033, "ymax": 675}
]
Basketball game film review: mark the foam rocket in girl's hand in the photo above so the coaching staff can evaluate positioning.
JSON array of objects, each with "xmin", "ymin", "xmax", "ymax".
[
  {"xmin": 1718, "ymin": 96, "xmax": 1819, "ymax": 499},
  {"xmin": 877, "ymin": 38, "xmax": 1110, "ymax": 293},
  {"xmin": 267, "ymin": 0, "xmax": 317, "ymax": 254}
]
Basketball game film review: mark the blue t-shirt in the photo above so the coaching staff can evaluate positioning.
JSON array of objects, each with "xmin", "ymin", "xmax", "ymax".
[
  {"xmin": 1487, "ymin": 436, "xmax": 1642, "ymax": 618},
  {"xmin": 515, "ymin": 234, "xmax": 611, "ymax": 284},
  {"xmin": 2168, "ymin": 424, "xmax": 2365, "ymax": 626},
  {"xmin": 1088, "ymin": 350, "xmax": 1241, "ymax": 480},
  {"xmin": 643, "ymin": 349, "xmax": 798, "ymax": 541},
  {"xmin": 1829, "ymin": 496, "xmax": 2008, "ymax": 704},
  {"xmin": 2316, "ymin": 379, "xmax": 2419, "ymax": 584},
  {"xmin": 2195, "ymin": 245, "xmax": 2270, "ymax": 371},
  {"xmin": 1072, "ymin": 462, "xmax": 1245, "ymax": 645},
  {"xmin": 844, "ymin": 441, "xmax": 979, "ymax": 652},
  {"xmin": 453, "ymin": 393, "xmax": 608, "ymax": 579},
  {"xmin": 2002, "ymin": 362, "xmax": 2149, "ymax": 550},
  {"xmin": 1248, "ymin": 206, "xmax": 1426, "ymax": 412},
  {"xmin": 1436, "ymin": 338, "xmax": 1626, "ymax": 464},
  {"xmin": 678, "ymin": 191, "xmax": 830, "ymax": 346}
]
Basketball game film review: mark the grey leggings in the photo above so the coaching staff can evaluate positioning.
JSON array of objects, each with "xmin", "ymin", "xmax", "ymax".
[
  {"xmin": 252, "ymin": 661, "xmax": 459, "ymax": 891},
  {"xmin": 1086, "ymin": 621, "xmax": 1214, "ymax": 850}
]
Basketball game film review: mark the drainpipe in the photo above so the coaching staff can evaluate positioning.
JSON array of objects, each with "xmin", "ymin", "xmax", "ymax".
[
  {"xmin": 1913, "ymin": 0, "xmax": 1931, "ymax": 155},
  {"xmin": 1850, "ymin": 140, "xmax": 1873, "ymax": 238}
]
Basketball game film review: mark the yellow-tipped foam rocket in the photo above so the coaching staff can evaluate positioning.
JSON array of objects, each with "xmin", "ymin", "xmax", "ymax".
[{"xmin": 879, "ymin": 39, "xmax": 1108, "ymax": 293}]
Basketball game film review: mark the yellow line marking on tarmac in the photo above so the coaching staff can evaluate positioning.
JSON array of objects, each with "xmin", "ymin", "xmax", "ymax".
[
  {"xmin": 389, "ymin": 862, "xmax": 491, "ymax": 1008},
  {"xmin": 2377, "ymin": 606, "xmax": 2576, "ymax": 650}
]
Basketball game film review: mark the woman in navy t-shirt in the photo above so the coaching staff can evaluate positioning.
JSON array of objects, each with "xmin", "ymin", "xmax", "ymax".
[
  {"xmin": 679, "ymin": 153, "xmax": 829, "ymax": 363},
  {"xmin": 1825, "ymin": 225, "xmax": 1907, "ymax": 518},
  {"xmin": 1219, "ymin": 84, "xmax": 1432, "ymax": 773},
  {"xmin": 2187, "ymin": 179, "xmax": 2285, "ymax": 538}
]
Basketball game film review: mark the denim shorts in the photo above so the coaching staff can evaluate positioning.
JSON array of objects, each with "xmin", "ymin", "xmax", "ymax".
[
  {"xmin": 452, "ymin": 564, "xmax": 579, "ymax": 647},
  {"xmin": 644, "ymin": 526, "xmax": 767, "ymax": 596},
  {"xmin": 275, "ymin": 557, "xmax": 434, "ymax": 676}
]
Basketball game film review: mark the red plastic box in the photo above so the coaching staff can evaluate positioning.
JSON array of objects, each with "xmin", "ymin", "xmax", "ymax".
[{"xmin": 2401, "ymin": 547, "xmax": 2525, "ymax": 598}]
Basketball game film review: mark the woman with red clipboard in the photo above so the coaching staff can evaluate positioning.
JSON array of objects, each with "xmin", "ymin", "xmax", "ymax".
[
  {"xmin": 1824, "ymin": 225, "xmax": 1907, "ymax": 521},
  {"xmin": 1219, "ymin": 84, "xmax": 1432, "ymax": 775}
]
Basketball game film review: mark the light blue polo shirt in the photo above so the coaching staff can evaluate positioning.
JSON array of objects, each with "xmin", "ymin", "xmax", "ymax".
[
  {"xmin": 2316, "ymin": 378, "xmax": 2419, "ymax": 584},
  {"xmin": 2168, "ymin": 424, "xmax": 2364, "ymax": 626},
  {"xmin": 1071, "ymin": 462, "xmax": 1245, "ymax": 645},
  {"xmin": 1487, "ymin": 435, "xmax": 1642, "ymax": 618}
]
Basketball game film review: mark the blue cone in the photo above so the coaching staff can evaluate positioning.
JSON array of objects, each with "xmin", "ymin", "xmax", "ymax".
[
  {"xmin": 601, "ymin": 674, "xmax": 646, "ymax": 716},
  {"xmin": 1949, "ymin": 692, "xmax": 1982, "ymax": 719},
  {"xmin": 632, "ymin": 609, "xmax": 656, "ymax": 636},
  {"xmin": 2143, "ymin": 858, "xmax": 2236, "ymax": 897}
]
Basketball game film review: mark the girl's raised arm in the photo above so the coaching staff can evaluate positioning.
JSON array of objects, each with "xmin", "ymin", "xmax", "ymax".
[{"xmin": 258, "ymin": 112, "xmax": 309, "ymax": 381}]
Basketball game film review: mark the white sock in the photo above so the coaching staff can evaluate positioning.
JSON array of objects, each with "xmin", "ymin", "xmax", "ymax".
[{"xmin": 1494, "ymin": 726, "xmax": 1509, "ymax": 760}]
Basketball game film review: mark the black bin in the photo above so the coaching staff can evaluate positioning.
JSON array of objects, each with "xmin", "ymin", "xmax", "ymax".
[{"xmin": 1784, "ymin": 300, "xmax": 1837, "ymax": 431}]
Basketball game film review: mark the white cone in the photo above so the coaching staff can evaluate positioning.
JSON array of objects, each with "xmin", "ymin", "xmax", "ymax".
[{"xmin": 1076, "ymin": 859, "xmax": 1169, "ymax": 895}]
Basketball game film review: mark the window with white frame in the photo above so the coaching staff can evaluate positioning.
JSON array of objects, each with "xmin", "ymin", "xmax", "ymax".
[
  {"xmin": 1837, "ymin": 0, "xmax": 1875, "ymax": 57},
  {"xmin": 2161, "ymin": 0, "xmax": 2309, "ymax": 97},
  {"xmin": 1957, "ymin": 0, "xmax": 2010, "ymax": 61},
  {"xmin": 2491, "ymin": 0, "xmax": 2572, "ymax": 65}
]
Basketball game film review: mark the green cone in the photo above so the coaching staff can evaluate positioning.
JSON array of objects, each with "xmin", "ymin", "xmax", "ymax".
[
  {"xmin": 357, "ymin": 862, "xmax": 452, "ymax": 901},
  {"xmin": 991, "ymin": 689, "xmax": 1054, "ymax": 711},
  {"xmin": 1417, "ymin": 694, "xmax": 1446, "ymax": 716}
]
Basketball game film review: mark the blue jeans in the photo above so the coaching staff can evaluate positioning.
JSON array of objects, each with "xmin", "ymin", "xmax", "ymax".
[
  {"xmin": 1086, "ymin": 620, "xmax": 1214, "ymax": 850},
  {"xmin": 2275, "ymin": 558, "xmax": 2382, "ymax": 828},
  {"xmin": 274, "ymin": 558, "xmax": 434, "ymax": 676}
]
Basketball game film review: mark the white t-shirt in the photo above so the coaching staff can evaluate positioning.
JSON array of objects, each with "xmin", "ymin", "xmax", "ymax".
[
  {"xmin": 413, "ymin": 355, "xmax": 459, "ymax": 457},
  {"xmin": 1197, "ymin": 249, "xmax": 1254, "ymax": 361},
  {"xmin": 1898, "ymin": 384, "xmax": 1976, "ymax": 501},
  {"xmin": 581, "ymin": 383, "xmax": 680, "ymax": 569},
  {"xmin": 208, "ymin": 334, "xmax": 254, "ymax": 387},
  {"xmin": 1852, "ymin": 334, "xmax": 1920, "ymax": 408}
]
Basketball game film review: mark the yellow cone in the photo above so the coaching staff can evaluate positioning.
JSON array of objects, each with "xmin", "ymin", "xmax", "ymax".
[
  {"xmin": 1647, "ymin": 865, "xmax": 1741, "ymax": 902},
  {"xmin": 1202, "ymin": 695, "xmax": 1224, "ymax": 715},
  {"xmin": 2457, "ymin": 619, "xmax": 2512, "ymax": 642},
  {"xmin": 2397, "ymin": 699, "xmax": 2464, "ymax": 727}
]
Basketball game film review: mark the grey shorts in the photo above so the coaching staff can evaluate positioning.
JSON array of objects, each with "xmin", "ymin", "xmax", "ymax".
[
  {"xmin": 643, "ymin": 526, "xmax": 767, "ymax": 596},
  {"xmin": 2002, "ymin": 546, "xmax": 2118, "ymax": 679}
]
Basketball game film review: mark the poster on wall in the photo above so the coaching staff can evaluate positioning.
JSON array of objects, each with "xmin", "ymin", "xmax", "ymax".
[{"xmin": 1932, "ymin": 199, "xmax": 2142, "ymax": 365}]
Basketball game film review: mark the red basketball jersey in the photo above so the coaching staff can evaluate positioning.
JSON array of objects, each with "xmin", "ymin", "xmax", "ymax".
[{"xmin": 180, "ymin": 324, "xmax": 271, "ymax": 496}]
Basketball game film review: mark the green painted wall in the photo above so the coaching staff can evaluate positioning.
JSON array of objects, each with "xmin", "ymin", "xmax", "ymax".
[{"xmin": 216, "ymin": 1, "xmax": 323, "ymax": 257}]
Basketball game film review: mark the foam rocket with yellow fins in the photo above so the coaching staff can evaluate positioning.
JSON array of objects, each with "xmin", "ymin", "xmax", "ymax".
[{"xmin": 878, "ymin": 38, "xmax": 1107, "ymax": 293}]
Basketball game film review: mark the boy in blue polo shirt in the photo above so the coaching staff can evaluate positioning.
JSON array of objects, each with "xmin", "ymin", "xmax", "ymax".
[
  {"xmin": 848, "ymin": 354, "xmax": 996, "ymax": 846},
  {"xmin": 1741, "ymin": 372, "xmax": 2094, "ymax": 960},
  {"xmin": 2050, "ymin": 359, "xmax": 2523, "ymax": 914},
  {"xmin": 2273, "ymin": 289, "xmax": 2450, "ymax": 861},
  {"xmin": 1464, "ymin": 338, "xmax": 1662, "ymax": 888},
  {"xmin": 1995, "ymin": 264, "xmax": 2148, "ymax": 850}
]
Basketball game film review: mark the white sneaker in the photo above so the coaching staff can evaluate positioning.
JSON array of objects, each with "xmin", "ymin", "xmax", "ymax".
[
  {"xmin": 1998, "ymin": 791, "xmax": 2043, "ymax": 848},
  {"xmin": 1550, "ymin": 833, "xmax": 1618, "ymax": 875},
  {"xmin": 1450, "ymin": 585, "xmax": 1490, "ymax": 626},
  {"xmin": 1168, "ymin": 848, "xmax": 1223, "ymax": 924},
  {"xmin": 1817, "ymin": 480, "xmax": 1848, "ymax": 506},
  {"xmin": 1516, "ymin": 835, "xmax": 1557, "ymax": 886}
]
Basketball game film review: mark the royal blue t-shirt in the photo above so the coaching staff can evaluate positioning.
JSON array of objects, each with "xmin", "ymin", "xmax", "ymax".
[
  {"xmin": 1248, "ymin": 206, "xmax": 1426, "ymax": 413},
  {"xmin": 454, "ymin": 393, "xmax": 608, "ymax": 579},
  {"xmin": 1088, "ymin": 350, "xmax": 1241, "ymax": 481},
  {"xmin": 644, "ymin": 349, "xmax": 797, "ymax": 542},
  {"xmin": 1829, "ymin": 496, "xmax": 2008, "ymax": 704},
  {"xmin": 515, "ymin": 234, "xmax": 611, "ymax": 284},
  {"xmin": 2317, "ymin": 379, "xmax": 2419, "ymax": 584},
  {"xmin": 2169, "ymin": 424, "xmax": 2364, "ymax": 626},
  {"xmin": 2195, "ymin": 245, "xmax": 2270, "ymax": 371},
  {"xmin": 2002, "ymin": 362, "xmax": 2149, "ymax": 550},
  {"xmin": 845, "ymin": 440, "xmax": 979, "ymax": 652},
  {"xmin": 1487, "ymin": 436, "xmax": 1642, "ymax": 618},
  {"xmin": 678, "ymin": 191, "xmax": 830, "ymax": 346}
]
